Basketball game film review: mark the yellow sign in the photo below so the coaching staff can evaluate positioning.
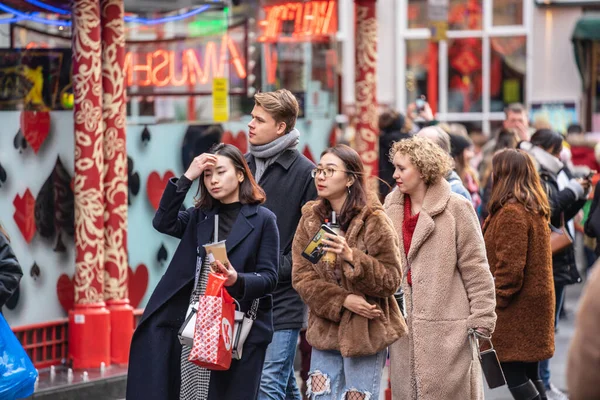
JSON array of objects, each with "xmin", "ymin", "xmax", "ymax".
[
  {"xmin": 212, "ymin": 78, "xmax": 229, "ymax": 122},
  {"xmin": 429, "ymin": 20, "xmax": 448, "ymax": 42}
]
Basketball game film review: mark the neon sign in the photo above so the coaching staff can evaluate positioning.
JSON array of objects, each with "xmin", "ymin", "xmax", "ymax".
[
  {"xmin": 124, "ymin": 35, "xmax": 246, "ymax": 89},
  {"xmin": 258, "ymin": 1, "xmax": 337, "ymax": 43}
]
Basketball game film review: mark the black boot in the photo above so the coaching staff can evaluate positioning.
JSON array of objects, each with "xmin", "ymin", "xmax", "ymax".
[
  {"xmin": 509, "ymin": 380, "xmax": 540, "ymax": 400},
  {"xmin": 532, "ymin": 380, "xmax": 548, "ymax": 400}
]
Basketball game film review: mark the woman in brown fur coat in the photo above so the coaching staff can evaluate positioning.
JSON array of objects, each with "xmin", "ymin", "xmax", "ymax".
[
  {"xmin": 292, "ymin": 145, "xmax": 407, "ymax": 400},
  {"xmin": 483, "ymin": 149, "xmax": 554, "ymax": 400},
  {"xmin": 384, "ymin": 136, "xmax": 496, "ymax": 400}
]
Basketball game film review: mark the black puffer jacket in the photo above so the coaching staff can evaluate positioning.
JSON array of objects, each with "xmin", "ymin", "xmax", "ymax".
[
  {"xmin": 539, "ymin": 168, "xmax": 585, "ymax": 285},
  {"xmin": 379, "ymin": 119, "xmax": 411, "ymax": 198},
  {"xmin": 0, "ymin": 230, "xmax": 23, "ymax": 309}
]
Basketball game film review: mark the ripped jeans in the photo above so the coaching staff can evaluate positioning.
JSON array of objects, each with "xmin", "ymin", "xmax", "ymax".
[{"xmin": 306, "ymin": 348, "xmax": 387, "ymax": 400}]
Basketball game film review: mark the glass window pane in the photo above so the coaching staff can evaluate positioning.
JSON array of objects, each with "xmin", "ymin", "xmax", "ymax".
[
  {"xmin": 448, "ymin": 38, "xmax": 483, "ymax": 113},
  {"xmin": 493, "ymin": 0, "xmax": 523, "ymax": 26},
  {"xmin": 408, "ymin": 0, "xmax": 427, "ymax": 29},
  {"xmin": 449, "ymin": 0, "xmax": 483, "ymax": 30},
  {"xmin": 406, "ymin": 40, "xmax": 439, "ymax": 113},
  {"xmin": 490, "ymin": 36, "xmax": 526, "ymax": 112}
]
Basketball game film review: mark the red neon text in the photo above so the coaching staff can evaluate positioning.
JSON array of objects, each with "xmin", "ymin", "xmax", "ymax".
[
  {"xmin": 258, "ymin": 1, "xmax": 337, "ymax": 43},
  {"xmin": 124, "ymin": 35, "xmax": 246, "ymax": 88}
]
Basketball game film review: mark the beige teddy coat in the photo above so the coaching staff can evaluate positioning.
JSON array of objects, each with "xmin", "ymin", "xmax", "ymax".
[
  {"xmin": 292, "ymin": 197, "xmax": 408, "ymax": 358},
  {"xmin": 384, "ymin": 179, "xmax": 497, "ymax": 400}
]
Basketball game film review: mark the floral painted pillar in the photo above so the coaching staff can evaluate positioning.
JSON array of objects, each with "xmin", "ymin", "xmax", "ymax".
[
  {"xmin": 101, "ymin": 0, "xmax": 132, "ymax": 365},
  {"xmin": 69, "ymin": 0, "xmax": 111, "ymax": 369},
  {"xmin": 354, "ymin": 0, "xmax": 379, "ymax": 188}
]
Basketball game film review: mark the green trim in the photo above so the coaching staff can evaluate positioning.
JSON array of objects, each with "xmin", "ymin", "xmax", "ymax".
[{"xmin": 572, "ymin": 15, "xmax": 600, "ymax": 42}]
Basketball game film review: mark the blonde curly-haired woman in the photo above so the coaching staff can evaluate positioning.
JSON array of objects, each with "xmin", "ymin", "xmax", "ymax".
[{"xmin": 383, "ymin": 136, "xmax": 497, "ymax": 400}]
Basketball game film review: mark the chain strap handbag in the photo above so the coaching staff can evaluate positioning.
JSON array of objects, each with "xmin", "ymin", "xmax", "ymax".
[{"xmin": 469, "ymin": 328, "xmax": 506, "ymax": 389}]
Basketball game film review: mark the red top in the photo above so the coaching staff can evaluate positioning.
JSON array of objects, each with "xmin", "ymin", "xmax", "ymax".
[{"xmin": 402, "ymin": 194, "xmax": 420, "ymax": 287}]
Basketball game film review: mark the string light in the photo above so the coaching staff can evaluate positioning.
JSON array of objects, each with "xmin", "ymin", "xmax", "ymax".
[{"xmin": 0, "ymin": 2, "xmax": 220, "ymax": 26}]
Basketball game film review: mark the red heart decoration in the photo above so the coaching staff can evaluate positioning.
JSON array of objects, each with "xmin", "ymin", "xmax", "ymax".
[
  {"xmin": 56, "ymin": 274, "xmax": 74, "ymax": 312},
  {"xmin": 146, "ymin": 171, "xmax": 175, "ymax": 210},
  {"xmin": 20, "ymin": 110, "xmax": 51, "ymax": 154},
  {"xmin": 302, "ymin": 145, "xmax": 315, "ymax": 163},
  {"xmin": 128, "ymin": 264, "xmax": 149, "ymax": 309},
  {"xmin": 222, "ymin": 130, "xmax": 248, "ymax": 154},
  {"xmin": 13, "ymin": 189, "xmax": 36, "ymax": 243}
]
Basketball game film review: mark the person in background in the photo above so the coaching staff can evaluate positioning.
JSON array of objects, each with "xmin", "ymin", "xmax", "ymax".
[
  {"xmin": 567, "ymin": 262, "xmax": 600, "ymax": 400},
  {"xmin": 450, "ymin": 133, "xmax": 481, "ymax": 211},
  {"xmin": 378, "ymin": 110, "xmax": 412, "ymax": 199},
  {"xmin": 524, "ymin": 129, "xmax": 590, "ymax": 400},
  {"xmin": 293, "ymin": 144, "xmax": 407, "ymax": 400},
  {"xmin": 483, "ymin": 149, "xmax": 555, "ymax": 400},
  {"xmin": 0, "ymin": 224, "xmax": 22, "ymax": 312},
  {"xmin": 482, "ymin": 103, "xmax": 532, "ymax": 162},
  {"xmin": 417, "ymin": 126, "xmax": 472, "ymax": 202},
  {"xmin": 244, "ymin": 89, "xmax": 318, "ymax": 400},
  {"xmin": 384, "ymin": 136, "xmax": 496, "ymax": 400}
]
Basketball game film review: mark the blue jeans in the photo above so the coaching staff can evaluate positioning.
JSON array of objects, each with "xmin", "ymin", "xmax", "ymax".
[
  {"xmin": 539, "ymin": 283, "xmax": 566, "ymax": 388},
  {"xmin": 306, "ymin": 348, "xmax": 387, "ymax": 400},
  {"xmin": 258, "ymin": 329, "xmax": 301, "ymax": 400}
]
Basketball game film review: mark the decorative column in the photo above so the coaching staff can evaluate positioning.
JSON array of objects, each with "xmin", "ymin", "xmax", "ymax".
[
  {"xmin": 101, "ymin": 0, "xmax": 132, "ymax": 365},
  {"xmin": 69, "ymin": 0, "xmax": 111, "ymax": 369},
  {"xmin": 354, "ymin": 0, "xmax": 379, "ymax": 189}
]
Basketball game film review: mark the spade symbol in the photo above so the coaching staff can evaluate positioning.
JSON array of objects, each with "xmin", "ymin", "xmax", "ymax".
[
  {"xmin": 0, "ymin": 162, "xmax": 6, "ymax": 188},
  {"xmin": 127, "ymin": 156, "xmax": 140, "ymax": 206},
  {"xmin": 141, "ymin": 126, "xmax": 151, "ymax": 145},
  {"xmin": 5, "ymin": 287, "xmax": 19, "ymax": 310},
  {"xmin": 157, "ymin": 243, "xmax": 168, "ymax": 265},
  {"xmin": 30, "ymin": 262, "xmax": 41, "ymax": 280},
  {"xmin": 13, "ymin": 129, "xmax": 28, "ymax": 153}
]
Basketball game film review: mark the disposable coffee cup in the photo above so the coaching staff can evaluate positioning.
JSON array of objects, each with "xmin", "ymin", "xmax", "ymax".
[{"xmin": 203, "ymin": 240, "xmax": 230, "ymax": 268}]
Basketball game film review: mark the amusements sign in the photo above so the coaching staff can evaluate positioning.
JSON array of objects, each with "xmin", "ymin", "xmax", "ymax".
[{"xmin": 0, "ymin": 49, "xmax": 73, "ymax": 111}]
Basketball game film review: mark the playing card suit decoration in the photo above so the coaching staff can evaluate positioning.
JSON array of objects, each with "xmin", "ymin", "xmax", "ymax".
[
  {"xmin": 157, "ymin": 243, "xmax": 168, "ymax": 265},
  {"xmin": 13, "ymin": 129, "xmax": 28, "ymax": 153},
  {"xmin": 34, "ymin": 157, "xmax": 74, "ymax": 251},
  {"xmin": 0, "ymin": 162, "xmax": 6, "ymax": 188},
  {"xmin": 128, "ymin": 264, "xmax": 149, "ymax": 309},
  {"xmin": 302, "ymin": 145, "xmax": 315, "ymax": 163},
  {"xmin": 181, "ymin": 124, "xmax": 223, "ymax": 172},
  {"xmin": 146, "ymin": 170, "xmax": 175, "ymax": 210},
  {"xmin": 13, "ymin": 189, "xmax": 36, "ymax": 243},
  {"xmin": 56, "ymin": 273, "xmax": 74, "ymax": 312},
  {"xmin": 20, "ymin": 110, "xmax": 51, "ymax": 154},
  {"xmin": 222, "ymin": 130, "xmax": 248, "ymax": 154},
  {"xmin": 128, "ymin": 156, "xmax": 140, "ymax": 206},
  {"xmin": 30, "ymin": 262, "xmax": 41, "ymax": 280},
  {"xmin": 141, "ymin": 125, "xmax": 151, "ymax": 145},
  {"xmin": 5, "ymin": 287, "xmax": 19, "ymax": 310}
]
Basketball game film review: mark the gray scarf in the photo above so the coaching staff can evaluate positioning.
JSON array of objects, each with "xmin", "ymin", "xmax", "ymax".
[{"xmin": 249, "ymin": 129, "xmax": 300, "ymax": 182}]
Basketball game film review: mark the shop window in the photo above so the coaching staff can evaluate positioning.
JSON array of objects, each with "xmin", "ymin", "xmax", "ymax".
[
  {"xmin": 408, "ymin": 0, "xmax": 482, "ymax": 30},
  {"xmin": 406, "ymin": 40, "xmax": 439, "ymax": 112},
  {"xmin": 447, "ymin": 38, "xmax": 483, "ymax": 113},
  {"xmin": 490, "ymin": 36, "xmax": 526, "ymax": 112},
  {"xmin": 493, "ymin": 0, "xmax": 523, "ymax": 26}
]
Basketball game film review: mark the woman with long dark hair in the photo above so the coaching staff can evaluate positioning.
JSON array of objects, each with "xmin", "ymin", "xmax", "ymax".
[
  {"xmin": 292, "ymin": 144, "xmax": 407, "ymax": 399},
  {"xmin": 483, "ymin": 149, "xmax": 554, "ymax": 399},
  {"xmin": 128, "ymin": 144, "xmax": 280, "ymax": 400}
]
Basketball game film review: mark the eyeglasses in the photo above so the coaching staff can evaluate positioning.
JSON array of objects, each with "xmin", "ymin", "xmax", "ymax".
[{"xmin": 311, "ymin": 167, "xmax": 348, "ymax": 178}]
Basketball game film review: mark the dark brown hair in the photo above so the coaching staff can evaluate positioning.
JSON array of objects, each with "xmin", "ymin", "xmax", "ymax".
[
  {"xmin": 194, "ymin": 144, "xmax": 265, "ymax": 209},
  {"xmin": 487, "ymin": 149, "xmax": 550, "ymax": 219},
  {"xmin": 314, "ymin": 145, "xmax": 368, "ymax": 231}
]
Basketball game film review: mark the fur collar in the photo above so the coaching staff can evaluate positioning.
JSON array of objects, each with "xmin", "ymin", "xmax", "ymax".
[{"xmin": 385, "ymin": 178, "xmax": 452, "ymax": 218}]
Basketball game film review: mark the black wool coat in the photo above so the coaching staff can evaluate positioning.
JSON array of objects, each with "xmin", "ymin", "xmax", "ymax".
[
  {"xmin": 246, "ymin": 149, "xmax": 317, "ymax": 330},
  {"xmin": 127, "ymin": 178, "xmax": 280, "ymax": 400},
  {"xmin": 0, "ymin": 231, "xmax": 22, "ymax": 309}
]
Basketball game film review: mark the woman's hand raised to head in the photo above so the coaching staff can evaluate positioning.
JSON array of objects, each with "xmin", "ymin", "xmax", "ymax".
[
  {"xmin": 343, "ymin": 294, "xmax": 382, "ymax": 319},
  {"xmin": 184, "ymin": 154, "xmax": 218, "ymax": 181}
]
